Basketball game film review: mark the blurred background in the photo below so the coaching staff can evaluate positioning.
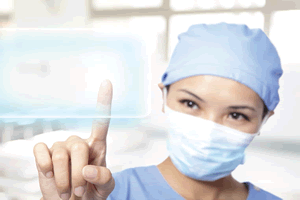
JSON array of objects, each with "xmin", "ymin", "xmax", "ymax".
[{"xmin": 0, "ymin": 0, "xmax": 300, "ymax": 199}]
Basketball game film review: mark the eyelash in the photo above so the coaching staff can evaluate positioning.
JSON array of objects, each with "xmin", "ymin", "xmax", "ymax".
[
  {"xmin": 179, "ymin": 99, "xmax": 250, "ymax": 121},
  {"xmin": 179, "ymin": 99, "xmax": 199, "ymax": 110}
]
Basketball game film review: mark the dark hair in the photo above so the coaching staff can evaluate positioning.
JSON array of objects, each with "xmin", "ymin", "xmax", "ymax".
[{"xmin": 165, "ymin": 84, "xmax": 269, "ymax": 120}]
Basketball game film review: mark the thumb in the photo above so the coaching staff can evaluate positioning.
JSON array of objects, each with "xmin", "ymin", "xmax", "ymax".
[{"xmin": 82, "ymin": 165, "xmax": 115, "ymax": 198}]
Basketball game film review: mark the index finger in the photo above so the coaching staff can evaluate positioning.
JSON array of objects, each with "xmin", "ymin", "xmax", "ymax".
[{"xmin": 89, "ymin": 79, "xmax": 113, "ymax": 141}]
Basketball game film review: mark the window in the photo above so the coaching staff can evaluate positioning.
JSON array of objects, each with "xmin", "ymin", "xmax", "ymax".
[
  {"xmin": 92, "ymin": 0, "xmax": 163, "ymax": 9},
  {"xmin": 170, "ymin": 0, "xmax": 266, "ymax": 11},
  {"xmin": 89, "ymin": 0, "xmax": 300, "ymax": 61},
  {"xmin": 269, "ymin": 10, "xmax": 300, "ymax": 65},
  {"xmin": 0, "ymin": 0, "xmax": 13, "ymax": 14}
]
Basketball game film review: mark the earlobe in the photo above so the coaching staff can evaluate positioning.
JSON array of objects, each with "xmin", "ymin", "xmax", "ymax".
[
  {"xmin": 265, "ymin": 110, "xmax": 274, "ymax": 122},
  {"xmin": 269, "ymin": 110, "xmax": 275, "ymax": 117},
  {"xmin": 158, "ymin": 83, "xmax": 164, "ymax": 91},
  {"xmin": 262, "ymin": 110, "xmax": 274, "ymax": 126}
]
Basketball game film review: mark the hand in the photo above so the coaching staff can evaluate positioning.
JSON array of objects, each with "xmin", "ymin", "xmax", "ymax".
[{"xmin": 33, "ymin": 79, "xmax": 115, "ymax": 200}]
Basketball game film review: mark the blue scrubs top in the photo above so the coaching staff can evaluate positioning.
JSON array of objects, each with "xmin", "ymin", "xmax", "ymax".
[{"xmin": 107, "ymin": 165, "xmax": 282, "ymax": 200}]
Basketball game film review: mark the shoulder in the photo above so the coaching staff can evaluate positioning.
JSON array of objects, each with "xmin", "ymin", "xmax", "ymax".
[
  {"xmin": 112, "ymin": 165, "xmax": 161, "ymax": 189},
  {"xmin": 107, "ymin": 165, "xmax": 181, "ymax": 200},
  {"xmin": 245, "ymin": 182, "xmax": 283, "ymax": 200},
  {"xmin": 112, "ymin": 165, "xmax": 155, "ymax": 182}
]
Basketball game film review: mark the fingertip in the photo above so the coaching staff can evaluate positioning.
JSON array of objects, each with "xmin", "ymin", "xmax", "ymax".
[
  {"xmin": 84, "ymin": 166, "xmax": 114, "ymax": 188},
  {"xmin": 100, "ymin": 79, "xmax": 110, "ymax": 88},
  {"xmin": 33, "ymin": 142, "xmax": 47, "ymax": 155},
  {"xmin": 99, "ymin": 79, "xmax": 113, "ymax": 93},
  {"xmin": 33, "ymin": 143, "xmax": 53, "ymax": 176},
  {"xmin": 82, "ymin": 165, "xmax": 98, "ymax": 180}
]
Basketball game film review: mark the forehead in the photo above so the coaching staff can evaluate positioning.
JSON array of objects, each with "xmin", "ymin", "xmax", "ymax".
[{"xmin": 171, "ymin": 75, "xmax": 262, "ymax": 105}]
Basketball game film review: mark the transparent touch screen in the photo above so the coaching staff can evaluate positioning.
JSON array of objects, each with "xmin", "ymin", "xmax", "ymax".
[{"xmin": 0, "ymin": 29, "xmax": 151, "ymax": 118}]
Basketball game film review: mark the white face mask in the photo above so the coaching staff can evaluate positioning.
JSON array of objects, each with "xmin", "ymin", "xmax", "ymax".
[{"xmin": 163, "ymin": 87, "xmax": 270, "ymax": 181}]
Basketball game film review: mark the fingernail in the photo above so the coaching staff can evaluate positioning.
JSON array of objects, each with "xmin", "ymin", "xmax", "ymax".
[
  {"xmin": 45, "ymin": 171, "xmax": 53, "ymax": 178},
  {"xmin": 60, "ymin": 193, "xmax": 70, "ymax": 200},
  {"xmin": 74, "ymin": 186, "xmax": 85, "ymax": 197},
  {"xmin": 83, "ymin": 166, "xmax": 98, "ymax": 179},
  {"xmin": 101, "ymin": 79, "xmax": 108, "ymax": 88}
]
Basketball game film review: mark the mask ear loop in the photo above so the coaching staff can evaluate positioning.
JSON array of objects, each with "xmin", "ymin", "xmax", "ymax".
[
  {"xmin": 257, "ymin": 111, "xmax": 271, "ymax": 136},
  {"xmin": 163, "ymin": 87, "xmax": 167, "ymax": 112}
]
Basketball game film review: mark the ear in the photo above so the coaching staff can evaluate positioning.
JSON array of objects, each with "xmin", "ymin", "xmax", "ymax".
[
  {"xmin": 263, "ymin": 110, "xmax": 274, "ymax": 124},
  {"xmin": 158, "ymin": 83, "xmax": 164, "ymax": 91},
  {"xmin": 267, "ymin": 110, "xmax": 274, "ymax": 120}
]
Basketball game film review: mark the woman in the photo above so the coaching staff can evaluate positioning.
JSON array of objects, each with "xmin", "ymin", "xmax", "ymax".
[{"xmin": 33, "ymin": 22, "xmax": 283, "ymax": 200}]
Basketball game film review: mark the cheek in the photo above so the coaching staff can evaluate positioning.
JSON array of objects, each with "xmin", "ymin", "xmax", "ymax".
[
  {"xmin": 167, "ymin": 99, "xmax": 180, "ymax": 111},
  {"xmin": 236, "ymin": 121, "xmax": 261, "ymax": 134},
  {"xmin": 167, "ymin": 97, "xmax": 185, "ymax": 113},
  {"xmin": 248, "ymin": 125, "xmax": 260, "ymax": 134}
]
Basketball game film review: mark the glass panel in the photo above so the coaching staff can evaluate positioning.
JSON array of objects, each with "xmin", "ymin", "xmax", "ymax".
[
  {"xmin": 81, "ymin": 17, "xmax": 167, "ymax": 129},
  {"xmin": 92, "ymin": 0, "xmax": 163, "ymax": 10},
  {"xmin": 269, "ymin": 10, "xmax": 300, "ymax": 65},
  {"xmin": 169, "ymin": 12, "xmax": 264, "ymax": 59},
  {"xmin": 0, "ymin": 0, "xmax": 13, "ymax": 14},
  {"xmin": 171, "ymin": 0, "xmax": 266, "ymax": 11},
  {"xmin": 0, "ymin": 29, "xmax": 153, "ymax": 118}
]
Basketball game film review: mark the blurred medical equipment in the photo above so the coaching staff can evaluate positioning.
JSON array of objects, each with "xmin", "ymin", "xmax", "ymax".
[
  {"xmin": 16, "ymin": 60, "xmax": 51, "ymax": 78},
  {"xmin": 0, "ymin": 118, "xmax": 65, "ymax": 143}
]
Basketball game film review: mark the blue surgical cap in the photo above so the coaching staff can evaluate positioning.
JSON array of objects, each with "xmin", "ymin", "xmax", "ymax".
[{"xmin": 161, "ymin": 22, "xmax": 283, "ymax": 111}]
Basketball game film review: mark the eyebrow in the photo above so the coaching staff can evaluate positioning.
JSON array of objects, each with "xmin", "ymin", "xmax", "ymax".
[
  {"xmin": 177, "ymin": 89, "xmax": 257, "ymax": 112},
  {"xmin": 228, "ymin": 106, "xmax": 256, "ymax": 112},
  {"xmin": 178, "ymin": 89, "xmax": 206, "ymax": 102}
]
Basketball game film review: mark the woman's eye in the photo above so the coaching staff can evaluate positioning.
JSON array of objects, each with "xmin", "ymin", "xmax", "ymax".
[
  {"xmin": 180, "ymin": 100, "xmax": 199, "ymax": 110},
  {"xmin": 229, "ymin": 112, "xmax": 250, "ymax": 121}
]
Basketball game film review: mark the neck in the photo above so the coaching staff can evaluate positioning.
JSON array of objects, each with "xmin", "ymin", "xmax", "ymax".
[{"xmin": 157, "ymin": 157, "xmax": 248, "ymax": 200}]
